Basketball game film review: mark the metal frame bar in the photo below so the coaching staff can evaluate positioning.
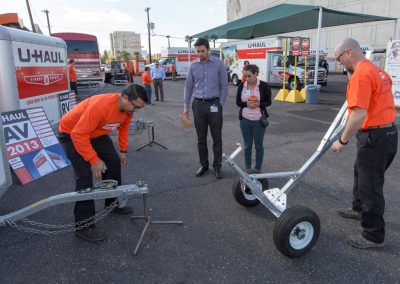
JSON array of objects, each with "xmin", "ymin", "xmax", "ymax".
[
  {"xmin": 223, "ymin": 101, "xmax": 349, "ymax": 216},
  {"xmin": 0, "ymin": 183, "xmax": 148, "ymax": 224},
  {"xmin": 0, "ymin": 181, "xmax": 183, "ymax": 255}
]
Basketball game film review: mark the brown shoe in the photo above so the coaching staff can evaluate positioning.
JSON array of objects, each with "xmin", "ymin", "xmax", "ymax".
[
  {"xmin": 113, "ymin": 206, "xmax": 133, "ymax": 214},
  {"xmin": 346, "ymin": 234, "xmax": 384, "ymax": 249},
  {"xmin": 337, "ymin": 208, "xmax": 361, "ymax": 220},
  {"xmin": 75, "ymin": 226, "xmax": 107, "ymax": 242}
]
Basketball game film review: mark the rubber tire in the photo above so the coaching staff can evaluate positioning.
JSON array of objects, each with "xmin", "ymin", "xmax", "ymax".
[
  {"xmin": 288, "ymin": 77, "xmax": 301, "ymax": 90},
  {"xmin": 273, "ymin": 206, "xmax": 320, "ymax": 258},
  {"xmin": 232, "ymin": 176, "xmax": 269, "ymax": 207},
  {"xmin": 232, "ymin": 74, "xmax": 240, "ymax": 86}
]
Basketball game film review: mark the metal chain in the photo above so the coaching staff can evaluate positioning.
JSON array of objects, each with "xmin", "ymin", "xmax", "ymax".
[{"xmin": 5, "ymin": 198, "xmax": 121, "ymax": 235}]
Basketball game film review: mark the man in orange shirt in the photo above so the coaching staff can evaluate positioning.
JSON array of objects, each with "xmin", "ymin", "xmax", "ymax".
[
  {"xmin": 332, "ymin": 38, "xmax": 398, "ymax": 249},
  {"xmin": 68, "ymin": 59, "xmax": 78, "ymax": 95},
  {"xmin": 142, "ymin": 66, "xmax": 152, "ymax": 104},
  {"xmin": 58, "ymin": 84, "xmax": 148, "ymax": 242}
]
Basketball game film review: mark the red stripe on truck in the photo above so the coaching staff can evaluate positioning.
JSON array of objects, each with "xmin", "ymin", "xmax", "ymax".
[{"xmin": 237, "ymin": 47, "xmax": 282, "ymax": 59}]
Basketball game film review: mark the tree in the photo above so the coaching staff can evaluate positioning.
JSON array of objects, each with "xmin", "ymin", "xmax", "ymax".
[
  {"xmin": 101, "ymin": 50, "xmax": 109, "ymax": 64},
  {"xmin": 133, "ymin": 51, "xmax": 140, "ymax": 60},
  {"xmin": 117, "ymin": 50, "xmax": 133, "ymax": 62},
  {"xmin": 185, "ymin": 35, "xmax": 193, "ymax": 47}
]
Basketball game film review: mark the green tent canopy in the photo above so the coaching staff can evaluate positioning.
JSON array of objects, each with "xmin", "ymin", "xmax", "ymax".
[{"xmin": 192, "ymin": 3, "xmax": 396, "ymax": 40}]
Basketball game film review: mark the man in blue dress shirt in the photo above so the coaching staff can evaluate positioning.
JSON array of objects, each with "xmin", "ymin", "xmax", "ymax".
[
  {"xmin": 151, "ymin": 62, "xmax": 166, "ymax": 102},
  {"xmin": 183, "ymin": 38, "xmax": 228, "ymax": 179}
]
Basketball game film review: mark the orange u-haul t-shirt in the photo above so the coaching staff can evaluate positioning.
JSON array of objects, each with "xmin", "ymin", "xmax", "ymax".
[
  {"xmin": 59, "ymin": 93, "xmax": 133, "ymax": 164},
  {"xmin": 347, "ymin": 60, "xmax": 396, "ymax": 129}
]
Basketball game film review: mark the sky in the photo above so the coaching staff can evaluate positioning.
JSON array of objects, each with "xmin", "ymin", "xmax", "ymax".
[{"xmin": 3, "ymin": 0, "xmax": 227, "ymax": 53}]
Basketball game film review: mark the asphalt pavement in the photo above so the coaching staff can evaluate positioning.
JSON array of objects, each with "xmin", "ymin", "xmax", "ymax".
[{"xmin": 1, "ymin": 74, "xmax": 399, "ymax": 283}]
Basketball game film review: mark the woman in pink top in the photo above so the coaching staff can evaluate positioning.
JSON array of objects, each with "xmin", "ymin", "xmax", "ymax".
[{"xmin": 236, "ymin": 64, "xmax": 272, "ymax": 173}]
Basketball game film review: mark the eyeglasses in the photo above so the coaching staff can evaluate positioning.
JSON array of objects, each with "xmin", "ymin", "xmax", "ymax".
[
  {"xmin": 129, "ymin": 100, "xmax": 143, "ymax": 110},
  {"xmin": 336, "ymin": 49, "xmax": 350, "ymax": 62}
]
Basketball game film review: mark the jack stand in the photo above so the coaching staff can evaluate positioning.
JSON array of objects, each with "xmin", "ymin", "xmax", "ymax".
[
  {"xmin": 130, "ymin": 193, "xmax": 183, "ymax": 255},
  {"xmin": 136, "ymin": 122, "xmax": 168, "ymax": 151}
]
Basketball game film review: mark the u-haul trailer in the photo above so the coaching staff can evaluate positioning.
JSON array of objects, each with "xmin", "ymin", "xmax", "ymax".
[{"xmin": 0, "ymin": 26, "xmax": 70, "ymax": 127}]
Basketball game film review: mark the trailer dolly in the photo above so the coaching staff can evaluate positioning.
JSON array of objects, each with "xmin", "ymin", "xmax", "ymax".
[{"xmin": 223, "ymin": 102, "xmax": 348, "ymax": 258}]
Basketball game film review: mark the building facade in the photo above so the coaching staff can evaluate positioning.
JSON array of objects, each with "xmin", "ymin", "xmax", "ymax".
[
  {"xmin": 227, "ymin": 0, "xmax": 400, "ymax": 69},
  {"xmin": 109, "ymin": 31, "xmax": 141, "ymax": 58}
]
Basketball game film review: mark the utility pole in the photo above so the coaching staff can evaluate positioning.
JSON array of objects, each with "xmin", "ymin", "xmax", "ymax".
[
  {"xmin": 166, "ymin": 35, "xmax": 170, "ymax": 48},
  {"xmin": 145, "ymin": 7, "xmax": 152, "ymax": 64},
  {"xmin": 42, "ymin": 9, "xmax": 51, "ymax": 35},
  {"xmin": 26, "ymin": 0, "xmax": 36, "ymax": 33}
]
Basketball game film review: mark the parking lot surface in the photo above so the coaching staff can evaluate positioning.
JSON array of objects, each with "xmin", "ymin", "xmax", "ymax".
[{"xmin": 1, "ymin": 74, "xmax": 399, "ymax": 283}]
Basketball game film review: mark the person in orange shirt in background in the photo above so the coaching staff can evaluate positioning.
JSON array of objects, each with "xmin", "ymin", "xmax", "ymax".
[
  {"xmin": 58, "ymin": 84, "xmax": 148, "ymax": 242},
  {"xmin": 68, "ymin": 59, "xmax": 78, "ymax": 95},
  {"xmin": 332, "ymin": 38, "xmax": 398, "ymax": 249},
  {"xmin": 142, "ymin": 66, "xmax": 152, "ymax": 104},
  {"xmin": 171, "ymin": 62, "xmax": 177, "ymax": 81}
]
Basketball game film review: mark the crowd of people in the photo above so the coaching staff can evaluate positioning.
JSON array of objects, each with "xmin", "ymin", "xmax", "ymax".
[{"xmin": 62, "ymin": 37, "xmax": 397, "ymax": 252}]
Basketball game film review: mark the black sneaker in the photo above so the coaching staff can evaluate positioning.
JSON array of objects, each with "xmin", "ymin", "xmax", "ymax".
[
  {"xmin": 214, "ymin": 167, "xmax": 223, "ymax": 179},
  {"xmin": 75, "ymin": 225, "xmax": 107, "ymax": 242}
]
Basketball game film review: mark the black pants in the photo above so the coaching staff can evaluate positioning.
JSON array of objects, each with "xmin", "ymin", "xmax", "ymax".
[
  {"xmin": 59, "ymin": 133, "xmax": 121, "ymax": 225},
  {"xmin": 352, "ymin": 125, "xmax": 398, "ymax": 243},
  {"xmin": 153, "ymin": 79, "xmax": 164, "ymax": 101},
  {"xmin": 70, "ymin": 81, "xmax": 78, "ymax": 95},
  {"xmin": 192, "ymin": 99, "xmax": 223, "ymax": 169}
]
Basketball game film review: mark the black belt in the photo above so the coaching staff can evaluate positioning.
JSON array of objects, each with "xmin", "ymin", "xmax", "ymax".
[
  {"xmin": 194, "ymin": 97, "xmax": 220, "ymax": 103},
  {"xmin": 360, "ymin": 122, "xmax": 396, "ymax": 131},
  {"xmin": 364, "ymin": 122, "xmax": 395, "ymax": 129}
]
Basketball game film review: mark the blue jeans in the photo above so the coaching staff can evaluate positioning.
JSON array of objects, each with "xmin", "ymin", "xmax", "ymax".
[
  {"xmin": 240, "ymin": 118, "xmax": 266, "ymax": 170},
  {"xmin": 144, "ymin": 85, "xmax": 152, "ymax": 103}
]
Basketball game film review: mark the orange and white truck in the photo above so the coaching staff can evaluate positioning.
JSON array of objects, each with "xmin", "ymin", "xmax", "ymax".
[
  {"xmin": 221, "ymin": 37, "xmax": 328, "ymax": 89},
  {"xmin": 0, "ymin": 25, "xmax": 71, "ymax": 126},
  {"xmin": 152, "ymin": 47, "xmax": 220, "ymax": 77}
]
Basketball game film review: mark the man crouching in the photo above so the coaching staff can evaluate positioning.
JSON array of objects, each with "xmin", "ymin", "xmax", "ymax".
[{"xmin": 58, "ymin": 84, "xmax": 147, "ymax": 242}]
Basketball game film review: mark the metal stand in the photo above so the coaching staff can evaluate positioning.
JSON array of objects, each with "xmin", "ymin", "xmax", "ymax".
[
  {"xmin": 130, "ymin": 193, "xmax": 183, "ymax": 255},
  {"xmin": 136, "ymin": 122, "xmax": 168, "ymax": 151}
]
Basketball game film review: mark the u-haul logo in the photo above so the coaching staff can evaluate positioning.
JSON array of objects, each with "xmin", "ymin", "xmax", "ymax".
[
  {"xmin": 13, "ymin": 42, "xmax": 66, "ymax": 67},
  {"xmin": 23, "ymin": 74, "xmax": 64, "ymax": 86}
]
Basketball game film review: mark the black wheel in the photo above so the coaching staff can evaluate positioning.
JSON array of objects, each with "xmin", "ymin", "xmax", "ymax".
[
  {"xmin": 288, "ymin": 77, "xmax": 301, "ymax": 90},
  {"xmin": 273, "ymin": 206, "xmax": 320, "ymax": 258},
  {"xmin": 232, "ymin": 74, "xmax": 240, "ymax": 86},
  {"xmin": 232, "ymin": 176, "xmax": 269, "ymax": 207}
]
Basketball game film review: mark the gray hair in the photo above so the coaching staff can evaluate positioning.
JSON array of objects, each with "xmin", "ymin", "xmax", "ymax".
[{"xmin": 335, "ymin": 38, "xmax": 361, "ymax": 54}]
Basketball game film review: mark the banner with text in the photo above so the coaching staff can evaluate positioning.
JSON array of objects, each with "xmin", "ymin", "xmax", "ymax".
[
  {"xmin": 385, "ymin": 40, "xmax": 400, "ymax": 107},
  {"xmin": 1, "ymin": 107, "xmax": 70, "ymax": 185}
]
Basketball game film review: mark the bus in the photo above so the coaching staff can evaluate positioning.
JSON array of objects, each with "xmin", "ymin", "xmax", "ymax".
[{"xmin": 51, "ymin": 32, "xmax": 102, "ymax": 87}]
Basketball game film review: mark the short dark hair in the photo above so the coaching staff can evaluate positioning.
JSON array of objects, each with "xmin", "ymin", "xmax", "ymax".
[
  {"xmin": 68, "ymin": 59, "xmax": 75, "ymax": 64},
  {"xmin": 144, "ymin": 66, "xmax": 150, "ymax": 71},
  {"xmin": 244, "ymin": 64, "xmax": 259, "ymax": 75},
  {"xmin": 194, "ymin": 38, "xmax": 210, "ymax": 50},
  {"xmin": 121, "ymin": 84, "xmax": 148, "ymax": 103}
]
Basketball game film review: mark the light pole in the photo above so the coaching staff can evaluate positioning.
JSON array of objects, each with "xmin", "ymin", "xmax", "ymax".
[
  {"xmin": 42, "ymin": 9, "xmax": 51, "ymax": 35},
  {"xmin": 145, "ymin": 7, "xmax": 152, "ymax": 64},
  {"xmin": 26, "ymin": 0, "xmax": 36, "ymax": 32},
  {"xmin": 166, "ymin": 35, "xmax": 170, "ymax": 48}
]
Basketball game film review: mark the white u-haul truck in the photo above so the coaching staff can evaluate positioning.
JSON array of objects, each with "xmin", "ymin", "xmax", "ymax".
[
  {"xmin": 152, "ymin": 47, "xmax": 220, "ymax": 77},
  {"xmin": 221, "ymin": 37, "xmax": 327, "ymax": 89},
  {"xmin": 0, "ymin": 26, "xmax": 70, "ymax": 127}
]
